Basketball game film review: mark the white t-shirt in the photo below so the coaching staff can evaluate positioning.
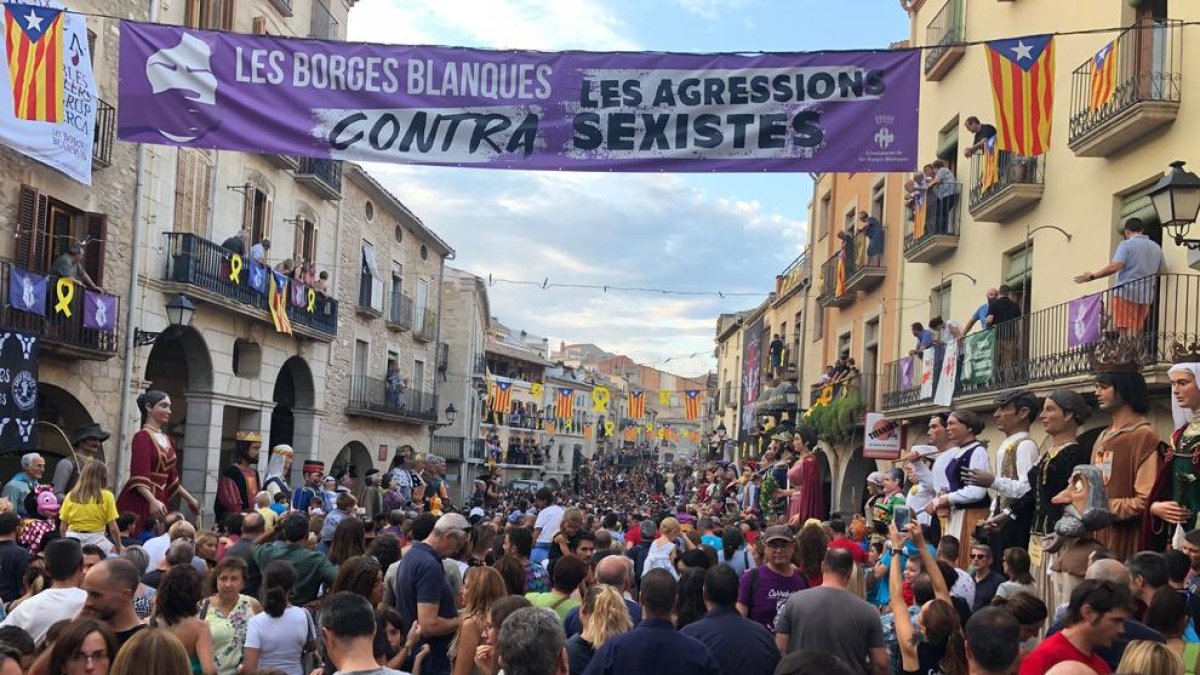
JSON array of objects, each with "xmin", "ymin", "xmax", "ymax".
[
  {"xmin": 1, "ymin": 586, "xmax": 86, "ymax": 645},
  {"xmin": 245, "ymin": 605, "xmax": 310, "ymax": 675},
  {"xmin": 533, "ymin": 504, "xmax": 564, "ymax": 544},
  {"xmin": 142, "ymin": 533, "xmax": 170, "ymax": 572}
]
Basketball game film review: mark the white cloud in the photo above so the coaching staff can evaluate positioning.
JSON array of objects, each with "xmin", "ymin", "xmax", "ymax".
[{"xmin": 671, "ymin": 0, "xmax": 753, "ymax": 21}]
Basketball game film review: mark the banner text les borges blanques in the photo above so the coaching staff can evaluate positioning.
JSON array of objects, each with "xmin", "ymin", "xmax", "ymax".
[{"xmin": 233, "ymin": 48, "xmax": 894, "ymax": 158}]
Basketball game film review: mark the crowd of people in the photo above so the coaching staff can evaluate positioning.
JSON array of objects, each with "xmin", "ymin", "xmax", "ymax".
[{"xmin": 0, "ymin": 344, "xmax": 1194, "ymax": 675}]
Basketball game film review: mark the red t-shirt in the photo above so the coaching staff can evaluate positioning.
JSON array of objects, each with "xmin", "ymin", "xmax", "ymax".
[
  {"xmin": 625, "ymin": 527, "xmax": 642, "ymax": 547},
  {"xmin": 827, "ymin": 536, "xmax": 868, "ymax": 564},
  {"xmin": 1019, "ymin": 632, "xmax": 1111, "ymax": 675}
]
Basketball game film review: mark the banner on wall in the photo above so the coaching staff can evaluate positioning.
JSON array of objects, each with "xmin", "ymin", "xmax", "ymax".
[
  {"xmin": 117, "ymin": 21, "xmax": 920, "ymax": 172},
  {"xmin": 0, "ymin": 331, "xmax": 38, "ymax": 451},
  {"xmin": 863, "ymin": 412, "xmax": 904, "ymax": 460},
  {"xmin": 0, "ymin": 1, "xmax": 96, "ymax": 184},
  {"xmin": 740, "ymin": 317, "xmax": 763, "ymax": 432}
]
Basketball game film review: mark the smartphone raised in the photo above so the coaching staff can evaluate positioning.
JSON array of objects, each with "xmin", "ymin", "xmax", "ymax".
[{"xmin": 893, "ymin": 505, "xmax": 911, "ymax": 530}]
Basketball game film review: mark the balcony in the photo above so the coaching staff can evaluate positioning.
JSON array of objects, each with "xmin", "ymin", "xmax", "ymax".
[
  {"xmin": 968, "ymin": 152, "xmax": 1045, "ymax": 223},
  {"xmin": 881, "ymin": 273, "xmax": 1200, "ymax": 412},
  {"xmin": 841, "ymin": 227, "xmax": 887, "ymax": 295},
  {"xmin": 809, "ymin": 371, "xmax": 876, "ymax": 411},
  {"xmin": 161, "ymin": 232, "xmax": 338, "ymax": 340},
  {"xmin": 431, "ymin": 435, "xmax": 465, "ymax": 463},
  {"xmin": 817, "ymin": 256, "xmax": 852, "ymax": 309},
  {"xmin": 263, "ymin": 154, "xmax": 300, "ymax": 171},
  {"xmin": 346, "ymin": 375, "xmax": 437, "ymax": 423},
  {"xmin": 294, "ymin": 157, "xmax": 343, "ymax": 201},
  {"xmin": 309, "ymin": 0, "xmax": 339, "ymax": 40},
  {"xmin": 266, "ymin": 0, "xmax": 292, "ymax": 17},
  {"xmin": 924, "ymin": 0, "xmax": 964, "ymax": 81},
  {"xmin": 467, "ymin": 439, "xmax": 545, "ymax": 468},
  {"xmin": 775, "ymin": 249, "xmax": 811, "ymax": 299},
  {"xmin": 92, "ymin": 98, "xmax": 114, "ymax": 169},
  {"xmin": 414, "ymin": 308, "xmax": 437, "ymax": 342},
  {"xmin": 904, "ymin": 184, "xmax": 960, "ymax": 264},
  {"xmin": 387, "ymin": 292, "xmax": 413, "ymax": 331},
  {"xmin": 472, "ymin": 353, "xmax": 486, "ymax": 379},
  {"xmin": 0, "ymin": 261, "xmax": 119, "ymax": 360},
  {"xmin": 1068, "ymin": 20, "xmax": 1182, "ymax": 158}
]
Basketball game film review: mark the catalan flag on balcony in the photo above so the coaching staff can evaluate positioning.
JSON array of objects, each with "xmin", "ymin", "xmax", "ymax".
[
  {"xmin": 835, "ymin": 251, "xmax": 846, "ymax": 297},
  {"xmin": 4, "ymin": 3, "xmax": 65, "ymax": 122},
  {"xmin": 628, "ymin": 390, "xmax": 645, "ymax": 419},
  {"xmin": 683, "ymin": 390, "xmax": 701, "ymax": 420},
  {"xmin": 583, "ymin": 424, "xmax": 593, "ymax": 439},
  {"xmin": 1089, "ymin": 39, "xmax": 1118, "ymax": 112},
  {"xmin": 554, "ymin": 387, "xmax": 573, "ymax": 420},
  {"xmin": 268, "ymin": 270, "xmax": 292, "ymax": 335},
  {"xmin": 490, "ymin": 381, "xmax": 513, "ymax": 414},
  {"xmin": 911, "ymin": 193, "xmax": 927, "ymax": 240},
  {"xmin": 979, "ymin": 136, "xmax": 1001, "ymax": 193},
  {"xmin": 986, "ymin": 34, "xmax": 1055, "ymax": 156}
]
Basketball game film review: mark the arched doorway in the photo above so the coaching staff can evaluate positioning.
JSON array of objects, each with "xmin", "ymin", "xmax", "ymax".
[
  {"xmin": 143, "ymin": 326, "xmax": 213, "ymax": 479},
  {"xmin": 332, "ymin": 441, "xmax": 374, "ymax": 482},
  {"xmin": 271, "ymin": 356, "xmax": 315, "ymax": 452},
  {"xmin": 33, "ymin": 384, "xmax": 94, "ymax": 479},
  {"xmin": 814, "ymin": 450, "xmax": 833, "ymax": 519},
  {"xmin": 840, "ymin": 449, "xmax": 877, "ymax": 516}
]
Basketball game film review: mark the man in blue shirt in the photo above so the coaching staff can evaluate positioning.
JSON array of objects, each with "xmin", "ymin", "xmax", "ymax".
[
  {"xmin": 1074, "ymin": 217, "xmax": 1167, "ymax": 337},
  {"xmin": 963, "ymin": 288, "xmax": 1000, "ymax": 334},
  {"xmin": 909, "ymin": 322, "xmax": 935, "ymax": 356},
  {"xmin": 396, "ymin": 513, "xmax": 468, "ymax": 675},
  {"xmin": 583, "ymin": 569, "xmax": 720, "ymax": 675},
  {"xmin": 681, "ymin": 565, "xmax": 779, "ymax": 675}
]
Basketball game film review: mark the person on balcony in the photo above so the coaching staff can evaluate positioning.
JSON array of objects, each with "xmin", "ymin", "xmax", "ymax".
[
  {"xmin": 51, "ymin": 244, "xmax": 102, "ymax": 292},
  {"xmin": 856, "ymin": 210, "xmax": 884, "ymax": 268},
  {"xmin": 909, "ymin": 322, "xmax": 936, "ymax": 356},
  {"xmin": 386, "ymin": 361, "xmax": 404, "ymax": 409},
  {"xmin": 963, "ymin": 390, "xmax": 1042, "ymax": 574},
  {"xmin": 926, "ymin": 160, "xmax": 958, "ymax": 235},
  {"xmin": 962, "ymin": 116, "xmax": 998, "ymax": 158},
  {"xmin": 963, "ymin": 288, "xmax": 1001, "ymax": 335},
  {"xmin": 1088, "ymin": 335, "xmax": 1161, "ymax": 562},
  {"xmin": 988, "ymin": 285, "xmax": 1024, "ymax": 369},
  {"xmin": 1073, "ymin": 217, "xmax": 1167, "ymax": 340},
  {"xmin": 1141, "ymin": 341, "xmax": 1200, "ymax": 551},
  {"xmin": 214, "ymin": 431, "xmax": 263, "ymax": 525},
  {"xmin": 769, "ymin": 335, "xmax": 784, "ymax": 377},
  {"xmin": 249, "ymin": 238, "xmax": 270, "ymax": 263}
]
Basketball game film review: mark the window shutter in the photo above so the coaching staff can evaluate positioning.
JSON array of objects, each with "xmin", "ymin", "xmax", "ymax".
[
  {"xmin": 174, "ymin": 150, "xmax": 197, "ymax": 234},
  {"xmin": 83, "ymin": 212, "xmax": 108, "ymax": 286},
  {"xmin": 263, "ymin": 193, "xmax": 273, "ymax": 242},
  {"xmin": 87, "ymin": 29, "xmax": 96, "ymax": 65},
  {"xmin": 15, "ymin": 185, "xmax": 48, "ymax": 271},
  {"xmin": 308, "ymin": 220, "xmax": 318, "ymax": 263},
  {"xmin": 241, "ymin": 186, "xmax": 255, "ymax": 234},
  {"xmin": 292, "ymin": 216, "xmax": 304, "ymax": 262},
  {"xmin": 184, "ymin": 0, "xmax": 199, "ymax": 28},
  {"xmin": 220, "ymin": 0, "xmax": 236, "ymax": 30},
  {"xmin": 252, "ymin": 15, "xmax": 266, "ymax": 35}
]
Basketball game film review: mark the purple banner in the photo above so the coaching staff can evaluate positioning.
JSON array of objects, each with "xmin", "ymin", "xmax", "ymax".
[
  {"xmin": 900, "ymin": 356, "xmax": 914, "ymax": 390},
  {"xmin": 1068, "ymin": 294, "xmax": 1102, "ymax": 348},
  {"xmin": 117, "ymin": 22, "xmax": 919, "ymax": 172},
  {"xmin": 83, "ymin": 291, "xmax": 116, "ymax": 332}
]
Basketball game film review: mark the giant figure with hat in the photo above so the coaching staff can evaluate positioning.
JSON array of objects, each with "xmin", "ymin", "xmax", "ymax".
[
  {"xmin": 1142, "ymin": 339, "xmax": 1200, "ymax": 549},
  {"xmin": 291, "ymin": 459, "xmax": 324, "ymax": 512},
  {"xmin": 117, "ymin": 390, "xmax": 201, "ymax": 522},
  {"xmin": 215, "ymin": 430, "xmax": 263, "ymax": 523},
  {"xmin": 1088, "ymin": 333, "xmax": 1161, "ymax": 561},
  {"xmin": 263, "ymin": 444, "xmax": 294, "ymax": 502},
  {"xmin": 53, "ymin": 423, "xmax": 109, "ymax": 502}
]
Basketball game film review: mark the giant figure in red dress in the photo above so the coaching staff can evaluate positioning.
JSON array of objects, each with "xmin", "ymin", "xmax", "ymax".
[{"xmin": 116, "ymin": 390, "xmax": 200, "ymax": 525}]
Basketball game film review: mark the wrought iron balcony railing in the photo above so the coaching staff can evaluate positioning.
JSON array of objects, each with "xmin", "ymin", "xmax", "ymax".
[
  {"xmin": 346, "ymin": 375, "xmax": 437, "ymax": 422},
  {"xmin": 92, "ymin": 98, "xmax": 115, "ymax": 168},
  {"xmin": 0, "ymin": 260, "xmax": 119, "ymax": 359},
  {"xmin": 925, "ymin": 0, "xmax": 964, "ymax": 75}
]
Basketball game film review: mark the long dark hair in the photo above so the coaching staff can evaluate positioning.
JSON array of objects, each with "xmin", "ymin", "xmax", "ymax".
[
  {"xmin": 721, "ymin": 525, "xmax": 745, "ymax": 563},
  {"xmin": 674, "ymin": 568, "xmax": 707, "ymax": 631},
  {"xmin": 330, "ymin": 555, "xmax": 382, "ymax": 599},
  {"xmin": 262, "ymin": 560, "xmax": 296, "ymax": 618},
  {"xmin": 137, "ymin": 390, "xmax": 169, "ymax": 426},
  {"xmin": 156, "ymin": 565, "xmax": 203, "ymax": 624},
  {"xmin": 328, "ymin": 518, "xmax": 366, "ymax": 566}
]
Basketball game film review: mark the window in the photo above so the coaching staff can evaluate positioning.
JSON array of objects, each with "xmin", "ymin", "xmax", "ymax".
[
  {"xmin": 931, "ymin": 283, "xmax": 952, "ymax": 322},
  {"xmin": 415, "ymin": 277, "xmax": 430, "ymax": 331},
  {"xmin": 16, "ymin": 185, "xmax": 107, "ymax": 285},
  {"xmin": 818, "ymin": 193, "xmax": 832, "ymax": 240},
  {"xmin": 871, "ymin": 179, "xmax": 886, "ymax": 222},
  {"xmin": 1004, "ymin": 243, "xmax": 1032, "ymax": 294},
  {"xmin": 813, "ymin": 306, "xmax": 824, "ymax": 342},
  {"xmin": 837, "ymin": 332, "xmax": 852, "ymax": 358},
  {"xmin": 242, "ymin": 185, "xmax": 272, "ymax": 247},
  {"xmin": 936, "ymin": 116, "xmax": 960, "ymax": 175},
  {"xmin": 173, "ymin": 149, "xmax": 213, "ymax": 236},
  {"xmin": 394, "ymin": 226, "xmax": 404, "ymax": 244},
  {"xmin": 413, "ymin": 359, "xmax": 425, "ymax": 392},
  {"xmin": 792, "ymin": 311, "xmax": 803, "ymax": 368},
  {"xmin": 359, "ymin": 240, "xmax": 384, "ymax": 311},
  {"xmin": 420, "ymin": 244, "xmax": 428, "ymax": 260},
  {"xmin": 843, "ymin": 207, "xmax": 856, "ymax": 236},
  {"xmin": 184, "ymin": 0, "xmax": 234, "ymax": 30},
  {"xmin": 364, "ymin": 200, "xmax": 374, "ymax": 222},
  {"xmin": 292, "ymin": 215, "xmax": 317, "ymax": 266},
  {"xmin": 353, "ymin": 340, "xmax": 369, "ymax": 378}
]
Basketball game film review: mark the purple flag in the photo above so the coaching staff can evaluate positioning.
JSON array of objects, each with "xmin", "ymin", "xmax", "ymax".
[
  {"xmin": 117, "ymin": 22, "xmax": 920, "ymax": 173},
  {"xmin": 8, "ymin": 268, "xmax": 47, "ymax": 316},
  {"xmin": 248, "ymin": 260, "xmax": 268, "ymax": 293},
  {"xmin": 1068, "ymin": 294, "xmax": 1102, "ymax": 348},
  {"xmin": 900, "ymin": 356, "xmax": 915, "ymax": 390},
  {"xmin": 290, "ymin": 280, "xmax": 307, "ymax": 308},
  {"xmin": 83, "ymin": 291, "xmax": 116, "ymax": 332}
]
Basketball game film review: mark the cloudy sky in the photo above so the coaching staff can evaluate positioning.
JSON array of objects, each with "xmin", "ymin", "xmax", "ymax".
[{"xmin": 348, "ymin": 0, "xmax": 905, "ymax": 377}]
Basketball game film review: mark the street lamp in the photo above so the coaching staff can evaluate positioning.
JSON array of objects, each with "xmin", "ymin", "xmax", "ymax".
[
  {"xmin": 1149, "ymin": 160, "xmax": 1200, "ymax": 250},
  {"xmin": 780, "ymin": 381, "xmax": 800, "ymax": 407},
  {"xmin": 442, "ymin": 403, "xmax": 457, "ymax": 427},
  {"xmin": 133, "ymin": 294, "xmax": 195, "ymax": 347}
]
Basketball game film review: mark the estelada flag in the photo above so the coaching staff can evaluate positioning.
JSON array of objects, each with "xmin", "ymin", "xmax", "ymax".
[
  {"xmin": 268, "ymin": 270, "xmax": 292, "ymax": 335},
  {"xmin": 555, "ymin": 387, "xmax": 573, "ymax": 420},
  {"xmin": 979, "ymin": 136, "xmax": 1000, "ymax": 193},
  {"xmin": 1089, "ymin": 39, "xmax": 1118, "ymax": 112},
  {"xmin": 4, "ymin": 3, "xmax": 64, "ymax": 122},
  {"xmin": 986, "ymin": 34, "xmax": 1054, "ymax": 156},
  {"xmin": 684, "ymin": 390, "xmax": 701, "ymax": 420},
  {"xmin": 491, "ymin": 381, "xmax": 513, "ymax": 414},
  {"xmin": 628, "ymin": 390, "xmax": 645, "ymax": 419}
]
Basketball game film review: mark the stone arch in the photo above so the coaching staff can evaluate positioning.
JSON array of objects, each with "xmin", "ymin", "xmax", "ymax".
[
  {"xmin": 813, "ymin": 449, "xmax": 834, "ymax": 520},
  {"xmin": 839, "ymin": 448, "xmax": 878, "ymax": 516},
  {"xmin": 332, "ymin": 440, "xmax": 374, "ymax": 479},
  {"xmin": 35, "ymin": 383, "xmax": 93, "ymax": 459},
  {"xmin": 270, "ymin": 355, "xmax": 315, "ymax": 454},
  {"xmin": 144, "ymin": 326, "xmax": 214, "ymax": 394}
]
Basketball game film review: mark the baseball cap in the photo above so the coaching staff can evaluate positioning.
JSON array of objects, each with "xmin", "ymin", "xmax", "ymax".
[{"xmin": 763, "ymin": 525, "xmax": 794, "ymax": 543}]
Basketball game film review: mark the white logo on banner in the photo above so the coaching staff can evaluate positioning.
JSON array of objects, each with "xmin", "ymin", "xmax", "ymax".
[{"xmin": 145, "ymin": 32, "xmax": 218, "ymax": 142}]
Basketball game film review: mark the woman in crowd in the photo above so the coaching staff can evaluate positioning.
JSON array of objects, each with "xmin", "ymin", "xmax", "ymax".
[
  {"xmin": 47, "ymin": 618, "xmax": 117, "ymax": 675},
  {"xmin": 1117, "ymin": 640, "xmax": 1185, "ymax": 675},
  {"xmin": 202, "ymin": 557, "xmax": 260, "ymax": 675},
  {"xmin": 643, "ymin": 516, "xmax": 682, "ymax": 579},
  {"xmin": 243, "ymin": 561, "xmax": 311, "ymax": 675},
  {"xmin": 566, "ymin": 585, "xmax": 632, "ymax": 675},
  {"xmin": 492, "ymin": 556, "xmax": 525, "ymax": 596},
  {"xmin": 193, "ymin": 531, "xmax": 219, "ymax": 571},
  {"xmin": 794, "ymin": 521, "xmax": 827, "ymax": 586},
  {"xmin": 718, "ymin": 526, "xmax": 752, "ymax": 578},
  {"xmin": 451, "ymin": 566, "xmax": 507, "ymax": 675},
  {"xmin": 330, "ymin": 556, "xmax": 386, "ymax": 608},
  {"xmin": 150, "ymin": 565, "xmax": 217, "ymax": 675},
  {"xmin": 673, "ymin": 568, "xmax": 707, "ymax": 630},
  {"xmin": 328, "ymin": 518, "xmax": 367, "ymax": 567},
  {"xmin": 888, "ymin": 523, "xmax": 966, "ymax": 675},
  {"xmin": 59, "ymin": 460, "xmax": 121, "ymax": 555},
  {"xmin": 117, "ymin": 546, "xmax": 157, "ymax": 619},
  {"xmin": 108, "ymin": 629, "xmax": 191, "ymax": 675},
  {"xmin": 995, "ymin": 547, "xmax": 1036, "ymax": 600},
  {"xmin": 473, "ymin": 596, "xmax": 532, "ymax": 675},
  {"xmin": 990, "ymin": 591, "xmax": 1048, "ymax": 657}
]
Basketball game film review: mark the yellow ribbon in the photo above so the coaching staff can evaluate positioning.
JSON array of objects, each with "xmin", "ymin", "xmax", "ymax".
[
  {"xmin": 530, "ymin": 383, "xmax": 543, "ymax": 399},
  {"xmin": 229, "ymin": 254, "xmax": 244, "ymax": 283},
  {"xmin": 657, "ymin": 428, "xmax": 667, "ymax": 441},
  {"xmin": 644, "ymin": 423, "xmax": 654, "ymax": 434},
  {"xmin": 563, "ymin": 419, "xmax": 573, "ymax": 432},
  {"xmin": 54, "ymin": 278, "xmax": 74, "ymax": 316},
  {"xmin": 659, "ymin": 390, "xmax": 671, "ymax": 406},
  {"xmin": 604, "ymin": 421, "xmax": 615, "ymax": 436},
  {"xmin": 306, "ymin": 289, "xmax": 316, "ymax": 313},
  {"xmin": 592, "ymin": 386, "xmax": 610, "ymax": 413}
]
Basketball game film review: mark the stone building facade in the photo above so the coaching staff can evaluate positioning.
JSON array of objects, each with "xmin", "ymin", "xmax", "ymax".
[{"xmin": 434, "ymin": 267, "xmax": 489, "ymax": 499}]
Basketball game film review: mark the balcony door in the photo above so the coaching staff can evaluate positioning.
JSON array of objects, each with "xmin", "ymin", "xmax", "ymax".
[
  {"xmin": 353, "ymin": 339, "xmax": 368, "ymax": 405},
  {"xmin": 412, "ymin": 358, "xmax": 426, "ymax": 406},
  {"xmin": 415, "ymin": 278, "xmax": 429, "ymax": 332}
]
